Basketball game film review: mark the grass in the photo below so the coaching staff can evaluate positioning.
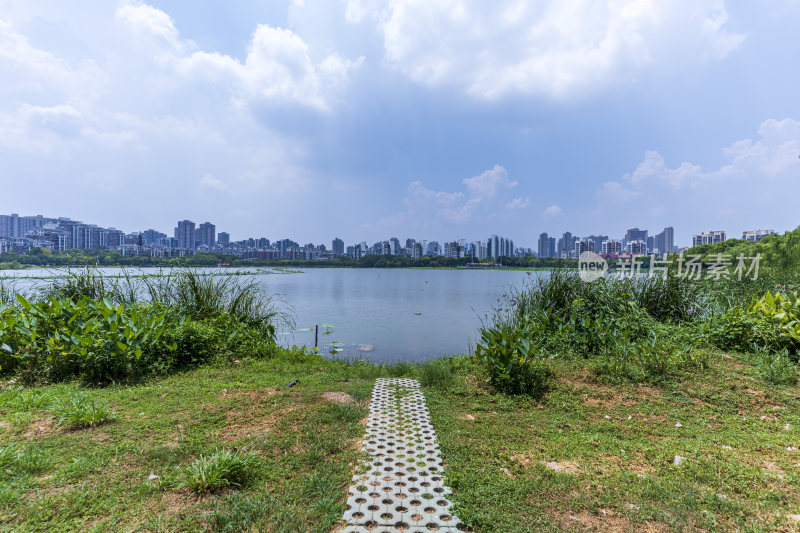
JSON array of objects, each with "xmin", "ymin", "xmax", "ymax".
[
  {"xmin": 51, "ymin": 392, "xmax": 116, "ymax": 429},
  {"xmin": 183, "ymin": 449, "xmax": 259, "ymax": 493},
  {"xmin": 1, "ymin": 351, "xmax": 799, "ymax": 531}
]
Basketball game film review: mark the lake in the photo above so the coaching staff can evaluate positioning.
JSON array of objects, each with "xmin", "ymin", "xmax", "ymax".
[{"xmin": 1, "ymin": 267, "xmax": 541, "ymax": 362}]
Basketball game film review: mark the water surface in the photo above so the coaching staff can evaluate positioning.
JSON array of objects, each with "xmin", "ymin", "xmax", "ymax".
[{"xmin": 2, "ymin": 267, "xmax": 541, "ymax": 362}]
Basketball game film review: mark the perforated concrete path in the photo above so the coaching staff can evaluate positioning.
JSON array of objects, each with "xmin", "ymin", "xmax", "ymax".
[{"xmin": 339, "ymin": 378, "xmax": 465, "ymax": 532}]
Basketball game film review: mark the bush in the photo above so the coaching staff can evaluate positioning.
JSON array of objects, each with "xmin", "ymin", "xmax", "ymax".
[
  {"xmin": 474, "ymin": 320, "xmax": 551, "ymax": 398},
  {"xmin": 748, "ymin": 290, "xmax": 800, "ymax": 352},
  {"xmin": 708, "ymin": 307, "xmax": 782, "ymax": 353},
  {"xmin": 758, "ymin": 353, "xmax": 798, "ymax": 386},
  {"xmin": 183, "ymin": 449, "xmax": 259, "ymax": 493},
  {"xmin": 0, "ymin": 294, "xmax": 176, "ymax": 384}
]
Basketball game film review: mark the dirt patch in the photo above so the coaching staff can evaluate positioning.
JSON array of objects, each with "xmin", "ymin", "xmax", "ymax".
[
  {"xmin": 595, "ymin": 453, "xmax": 653, "ymax": 476},
  {"xmin": 556, "ymin": 509, "xmax": 667, "ymax": 532},
  {"xmin": 0, "ymin": 421, "xmax": 11, "ymax": 431},
  {"xmin": 218, "ymin": 406, "xmax": 298, "ymax": 441},
  {"xmin": 24, "ymin": 417, "xmax": 56, "ymax": 438},
  {"xmin": 321, "ymin": 392, "xmax": 356, "ymax": 405},
  {"xmin": 514, "ymin": 454, "xmax": 580, "ymax": 475},
  {"xmin": 219, "ymin": 388, "xmax": 280, "ymax": 401},
  {"xmin": 458, "ymin": 414, "xmax": 476, "ymax": 421}
]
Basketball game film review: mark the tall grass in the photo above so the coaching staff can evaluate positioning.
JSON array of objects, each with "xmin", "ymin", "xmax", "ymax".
[{"xmin": 31, "ymin": 266, "xmax": 290, "ymax": 331}]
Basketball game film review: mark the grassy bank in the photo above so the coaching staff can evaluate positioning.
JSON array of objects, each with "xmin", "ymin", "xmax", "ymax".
[
  {"xmin": 3, "ymin": 266, "xmax": 800, "ymax": 531},
  {"xmin": 2, "ymin": 352, "xmax": 800, "ymax": 531}
]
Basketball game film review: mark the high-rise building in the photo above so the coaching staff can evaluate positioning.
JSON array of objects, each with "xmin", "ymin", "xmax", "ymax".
[
  {"xmin": 472, "ymin": 241, "xmax": 487, "ymax": 259},
  {"xmin": 653, "ymin": 227, "xmax": 674, "ymax": 254},
  {"xmin": 198, "ymin": 222, "xmax": 215, "ymax": 248},
  {"xmin": 142, "ymin": 229, "xmax": 167, "ymax": 245},
  {"xmin": 601, "ymin": 240, "xmax": 622, "ymax": 255},
  {"xmin": 218, "ymin": 232, "xmax": 230, "ymax": 246},
  {"xmin": 387, "ymin": 237, "xmax": 400, "ymax": 255},
  {"xmin": 558, "ymin": 232, "xmax": 578, "ymax": 258},
  {"xmin": 742, "ymin": 229, "xmax": 774, "ymax": 242},
  {"xmin": 332, "ymin": 237, "xmax": 344, "ymax": 256},
  {"xmin": 692, "ymin": 230, "xmax": 726, "ymax": 247},
  {"xmin": 175, "ymin": 220, "xmax": 196, "ymax": 249},
  {"xmin": 411, "ymin": 242, "xmax": 424, "ymax": 259},
  {"xmin": 538, "ymin": 233, "xmax": 551, "ymax": 258},
  {"xmin": 625, "ymin": 228, "xmax": 648, "ymax": 246}
]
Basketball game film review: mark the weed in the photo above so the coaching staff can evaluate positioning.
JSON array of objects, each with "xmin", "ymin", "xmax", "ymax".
[
  {"xmin": 207, "ymin": 494, "xmax": 273, "ymax": 532},
  {"xmin": 183, "ymin": 449, "xmax": 259, "ymax": 493},
  {"xmin": 759, "ymin": 352, "xmax": 798, "ymax": 386},
  {"xmin": 418, "ymin": 359, "xmax": 456, "ymax": 389},
  {"xmin": 52, "ymin": 392, "xmax": 115, "ymax": 428}
]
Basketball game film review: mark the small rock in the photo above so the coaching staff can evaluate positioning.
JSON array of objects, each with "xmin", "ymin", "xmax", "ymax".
[
  {"xmin": 787, "ymin": 446, "xmax": 797, "ymax": 452},
  {"xmin": 673, "ymin": 455, "xmax": 687, "ymax": 466},
  {"xmin": 716, "ymin": 494, "xmax": 727, "ymax": 500},
  {"xmin": 760, "ymin": 415, "xmax": 777, "ymax": 422},
  {"xmin": 627, "ymin": 415, "xmax": 632, "ymax": 420},
  {"xmin": 233, "ymin": 359, "xmax": 241, "ymax": 365},
  {"xmin": 462, "ymin": 414, "xmax": 476, "ymax": 421},
  {"xmin": 721, "ymin": 445, "xmax": 732, "ymax": 450},
  {"xmin": 675, "ymin": 422, "xmax": 682, "ymax": 428},
  {"xmin": 787, "ymin": 514, "xmax": 800, "ymax": 524},
  {"xmin": 501, "ymin": 467, "xmax": 512, "ymax": 477},
  {"xmin": 784, "ymin": 423, "xmax": 792, "ymax": 431},
  {"xmin": 604, "ymin": 415, "xmax": 611, "ymax": 420},
  {"xmin": 148, "ymin": 473, "xmax": 159, "ymax": 481},
  {"xmin": 626, "ymin": 503, "xmax": 640, "ymax": 510}
]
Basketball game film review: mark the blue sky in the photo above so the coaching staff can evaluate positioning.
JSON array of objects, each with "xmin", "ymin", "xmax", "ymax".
[{"xmin": 1, "ymin": 0, "xmax": 799, "ymax": 248}]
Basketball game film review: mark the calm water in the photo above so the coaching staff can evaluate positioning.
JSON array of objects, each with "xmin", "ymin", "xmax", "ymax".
[{"xmin": 2, "ymin": 267, "xmax": 541, "ymax": 362}]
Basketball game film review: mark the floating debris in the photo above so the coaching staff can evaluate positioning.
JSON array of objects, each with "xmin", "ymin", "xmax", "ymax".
[
  {"xmin": 414, "ymin": 312, "xmax": 422, "ymax": 315},
  {"xmin": 357, "ymin": 344, "xmax": 374, "ymax": 352}
]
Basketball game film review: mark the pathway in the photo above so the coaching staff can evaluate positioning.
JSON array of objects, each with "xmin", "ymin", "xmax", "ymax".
[{"xmin": 339, "ymin": 378, "xmax": 464, "ymax": 532}]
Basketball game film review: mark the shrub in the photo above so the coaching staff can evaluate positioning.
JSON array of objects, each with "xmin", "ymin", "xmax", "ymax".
[
  {"xmin": 708, "ymin": 307, "xmax": 782, "ymax": 353},
  {"xmin": 0, "ymin": 294, "xmax": 176, "ymax": 384},
  {"xmin": 759, "ymin": 353, "xmax": 798, "ymax": 386},
  {"xmin": 748, "ymin": 290, "xmax": 800, "ymax": 352},
  {"xmin": 52, "ymin": 391, "xmax": 115, "ymax": 428},
  {"xmin": 183, "ymin": 449, "xmax": 259, "ymax": 493},
  {"xmin": 474, "ymin": 320, "xmax": 551, "ymax": 398}
]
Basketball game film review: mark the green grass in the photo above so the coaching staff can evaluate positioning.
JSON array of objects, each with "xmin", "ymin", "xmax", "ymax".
[{"xmin": 1, "ymin": 351, "xmax": 799, "ymax": 531}]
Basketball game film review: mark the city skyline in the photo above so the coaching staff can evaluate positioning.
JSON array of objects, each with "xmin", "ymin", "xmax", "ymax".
[
  {"xmin": 0, "ymin": 211, "xmax": 785, "ymax": 260},
  {"xmin": 1, "ymin": 2, "xmax": 799, "ymax": 245}
]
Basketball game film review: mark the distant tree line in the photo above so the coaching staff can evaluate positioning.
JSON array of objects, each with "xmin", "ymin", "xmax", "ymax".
[{"xmin": 1, "ymin": 248, "xmax": 580, "ymax": 269}]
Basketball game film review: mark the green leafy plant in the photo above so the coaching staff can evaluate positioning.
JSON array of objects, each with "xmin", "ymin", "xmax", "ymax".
[
  {"xmin": 748, "ymin": 290, "xmax": 800, "ymax": 352},
  {"xmin": 51, "ymin": 391, "xmax": 115, "ymax": 428},
  {"xmin": 183, "ymin": 449, "xmax": 259, "ymax": 493},
  {"xmin": 474, "ymin": 318, "xmax": 551, "ymax": 398}
]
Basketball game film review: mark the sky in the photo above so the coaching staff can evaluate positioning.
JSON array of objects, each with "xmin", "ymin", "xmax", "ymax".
[{"xmin": 1, "ymin": 0, "xmax": 799, "ymax": 248}]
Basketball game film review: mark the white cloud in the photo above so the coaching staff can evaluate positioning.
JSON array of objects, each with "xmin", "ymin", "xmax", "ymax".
[
  {"xmin": 200, "ymin": 173, "xmax": 230, "ymax": 192},
  {"xmin": 593, "ymin": 117, "xmax": 800, "ymax": 235},
  {"xmin": 542, "ymin": 205, "xmax": 562, "ymax": 218},
  {"xmin": 596, "ymin": 180, "xmax": 641, "ymax": 202},
  {"xmin": 383, "ymin": 165, "xmax": 527, "ymax": 228},
  {"xmin": 348, "ymin": 0, "xmax": 745, "ymax": 100},
  {"xmin": 116, "ymin": 4, "xmax": 362, "ymax": 111},
  {"xmin": 505, "ymin": 197, "xmax": 531, "ymax": 210}
]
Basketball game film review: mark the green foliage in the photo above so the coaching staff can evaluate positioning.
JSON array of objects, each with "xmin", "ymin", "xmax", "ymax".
[
  {"xmin": 417, "ymin": 359, "xmax": 456, "ymax": 389},
  {"xmin": 758, "ymin": 352, "xmax": 798, "ymax": 386},
  {"xmin": 474, "ymin": 319, "xmax": 551, "ymax": 397},
  {"xmin": 0, "ymin": 294, "xmax": 175, "ymax": 383},
  {"xmin": 748, "ymin": 290, "xmax": 800, "ymax": 352},
  {"xmin": 183, "ymin": 449, "xmax": 259, "ymax": 493},
  {"xmin": 207, "ymin": 494, "xmax": 273, "ymax": 532},
  {"xmin": 708, "ymin": 307, "xmax": 783, "ymax": 353},
  {"xmin": 0, "ymin": 443, "xmax": 49, "ymax": 479},
  {"xmin": 51, "ymin": 391, "xmax": 115, "ymax": 428}
]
